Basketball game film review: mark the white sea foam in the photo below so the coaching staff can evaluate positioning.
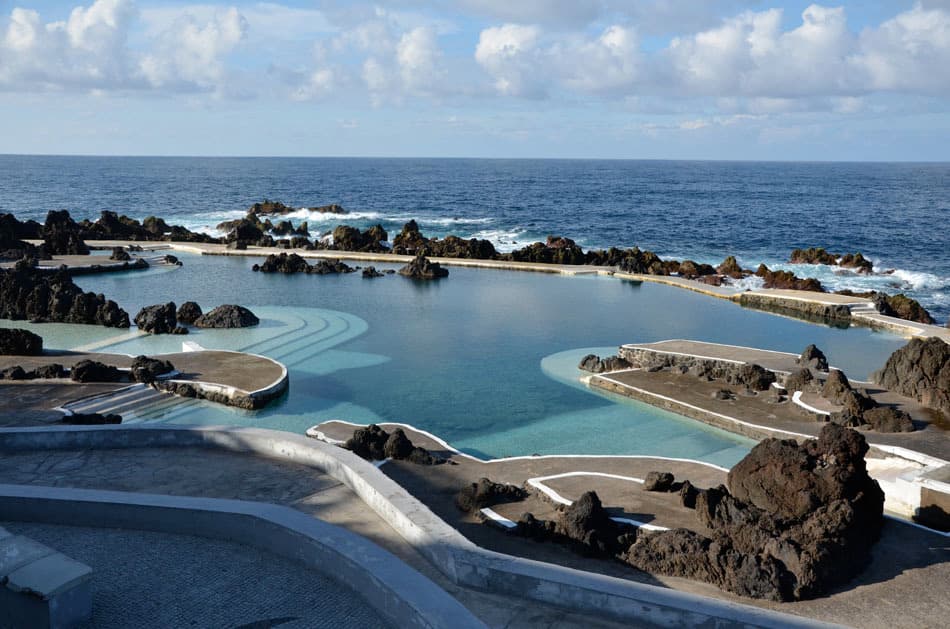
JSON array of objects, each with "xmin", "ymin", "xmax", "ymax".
[{"xmin": 469, "ymin": 228, "xmax": 531, "ymax": 253}]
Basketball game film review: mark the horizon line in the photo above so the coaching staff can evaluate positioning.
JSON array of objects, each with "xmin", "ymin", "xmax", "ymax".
[{"xmin": 1, "ymin": 152, "xmax": 948, "ymax": 165}]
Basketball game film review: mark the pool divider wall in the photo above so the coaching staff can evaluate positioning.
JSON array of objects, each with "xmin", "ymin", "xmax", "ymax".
[{"xmin": 0, "ymin": 425, "xmax": 839, "ymax": 629}]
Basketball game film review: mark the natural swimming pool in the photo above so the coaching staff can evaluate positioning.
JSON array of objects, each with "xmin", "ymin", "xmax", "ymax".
[{"xmin": 7, "ymin": 252, "xmax": 909, "ymax": 467}]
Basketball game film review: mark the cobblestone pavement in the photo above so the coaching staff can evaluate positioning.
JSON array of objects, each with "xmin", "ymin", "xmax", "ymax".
[{"xmin": 3, "ymin": 521, "xmax": 392, "ymax": 629}]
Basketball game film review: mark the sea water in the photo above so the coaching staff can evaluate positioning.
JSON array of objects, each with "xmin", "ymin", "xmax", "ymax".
[{"xmin": 1, "ymin": 156, "xmax": 947, "ymax": 322}]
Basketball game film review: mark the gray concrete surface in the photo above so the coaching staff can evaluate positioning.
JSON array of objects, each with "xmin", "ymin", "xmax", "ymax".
[{"xmin": 2, "ymin": 520, "xmax": 392, "ymax": 629}]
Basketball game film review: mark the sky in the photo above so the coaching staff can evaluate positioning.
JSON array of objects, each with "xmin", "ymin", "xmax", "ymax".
[{"xmin": 1, "ymin": 0, "xmax": 949, "ymax": 160}]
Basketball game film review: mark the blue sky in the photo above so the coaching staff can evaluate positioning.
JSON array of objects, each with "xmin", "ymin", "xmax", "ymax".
[{"xmin": 1, "ymin": 0, "xmax": 949, "ymax": 160}]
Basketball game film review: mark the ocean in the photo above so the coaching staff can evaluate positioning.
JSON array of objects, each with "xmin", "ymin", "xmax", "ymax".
[{"xmin": 1, "ymin": 155, "xmax": 947, "ymax": 322}]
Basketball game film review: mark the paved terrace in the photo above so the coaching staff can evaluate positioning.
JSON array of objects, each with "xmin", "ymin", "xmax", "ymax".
[
  {"xmin": 310, "ymin": 420, "xmax": 949, "ymax": 629},
  {"xmin": 0, "ymin": 444, "xmax": 643, "ymax": 629},
  {"xmin": 78, "ymin": 239, "xmax": 950, "ymax": 341},
  {"xmin": 0, "ymin": 349, "xmax": 286, "ymax": 418}
]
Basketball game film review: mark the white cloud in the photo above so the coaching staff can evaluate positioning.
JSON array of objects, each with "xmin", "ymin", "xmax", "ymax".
[
  {"xmin": 397, "ymin": 27, "xmax": 443, "ymax": 92},
  {"xmin": 0, "ymin": 0, "xmax": 138, "ymax": 90},
  {"xmin": 140, "ymin": 7, "xmax": 248, "ymax": 91},
  {"xmin": 474, "ymin": 24, "xmax": 542, "ymax": 96}
]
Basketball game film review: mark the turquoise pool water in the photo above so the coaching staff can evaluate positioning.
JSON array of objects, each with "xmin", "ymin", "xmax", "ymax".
[{"xmin": 19, "ymin": 252, "xmax": 908, "ymax": 467}]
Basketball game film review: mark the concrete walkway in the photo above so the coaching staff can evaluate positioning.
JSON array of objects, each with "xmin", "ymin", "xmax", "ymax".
[
  {"xmin": 0, "ymin": 446, "xmax": 638, "ymax": 629},
  {"xmin": 3, "ymin": 521, "xmax": 393, "ymax": 629}
]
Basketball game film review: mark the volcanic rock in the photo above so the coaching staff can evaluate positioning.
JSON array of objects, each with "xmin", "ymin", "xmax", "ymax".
[
  {"xmin": 42, "ymin": 210, "xmax": 89, "ymax": 255},
  {"xmin": 70, "ymin": 360, "xmax": 124, "ymax": 383},
  {"xmin": 717, "ymin": 255, "xmax": 745, "ymax": 279},
  {"xmin": 134, "ymin": 302, "xmax": 179, "ymax": 334},
  {"xmin": 176, "ymin": 301, "xmax": 202, "ymax": 325},
  {"xmin": 644, "ymin": 471, "xmax": 675, "ymax": 492},
  {"xmin": 797, "ymin": 344, "xmax": 828, "ymax": 371},
  {"xmin": 821, "ymin": 369, "xmax": 852, "ymax": 404},
  {"xmin": 625, "ymin": 425, "xmax": 884, "ymax": 601},
  {"xmin": 755, "ymin": 264, "xmax": 824, "ymax": 292},
  {"xmin": 398, "ymin": 254, "xmax": 448, "ymax": 279},
  {"xmin": 331, "ymin": 224, "xmax": 388, "ymax": 253},
  {"xmin": 872, "ymin": 292, "xmax": 935, "ymax": 324},
  {"xmin": 783, "ymin": 368, "xmax": 815, "ymax": 393},
  {"xmin": 790, "ymin": 247, "xmax": 837, "ymax": 265},
  {"xmin": 0, "ymin": 366, "xmax": 27, "ymax": 380},
  {"xmin": 362, "ymin": 266, "xmax": 385, "ymax": 278},
  {"xmin": 862, "ymin": 407, "xmax": 915, "ymax": 432},
  {"xmin": 578, "ymin": 354, "xmax": 631, "ymax": 373},
  {"xmin": 345, "ymin": 424, "xmax": 444, "ymax": 465},
  {"xmin": 0, "ymin": 328, "xmax": 42, "ymax": 355},
  {"xmin": 872, "ymin": 337, "xmax": 950, "ymax": 418},
  {"xmin": 109, "ymin": 247, "xmax": 131, "ymax": 261},
  {"xmin": 194, "ymin": 305, "xmax": 259, "ymax": 329},
  {"xmin": 0, "ymin": 266, "xmax": 130, "ymax": 327},
  {"xmin": 456, "ymin": 478, "xmax": 527, "ymax": 513},
  {"xmin": 130, "ymin": 355, "xmax": 175, "ymax": 383}
]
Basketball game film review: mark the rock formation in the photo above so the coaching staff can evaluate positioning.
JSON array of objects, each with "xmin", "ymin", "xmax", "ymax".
[
  {"xmin": 194, "ymin": 305, "xmax": 260, "ymax": 328},
  {"xmin": 134, "ymin": 302, "xmax": 186, "ymax": 335},
  {"xmin": 717, "ymin": 255, "xmax": 744, "ymax": 279},
  {"xmin": 361, "ymin": 266, "xmax": 385, "ymax": 278},
  {"xmin": 344, "ymin": 424, "xmax": 444, "ymax": 465},
  {"xmin": 176, "ymin": 301, "xmax": 202, "ymax": 325},
  {"xmin": 797, "ymin": 344, "xmax": 828, "ymax": 371},
  {"xmin": 398, "ymin": 254, "xmax": 448, "ymax": 279},
  {"xmin": 251, "ymin": 252, "xmax": 356, "ymax": 274},
  {"xmin": 755, "ymin": 264, "xmax": 824, "ymax": 292},
  {"xmin": 456, "ymin": 478, "xmax": 527, "ymax": 513},
  {"xmin": 42, "ymin": 210, "xmax": 89, "ymax": 255},
  {"xmin": 70, "ymin": 360, "xmax": 124, "ymax": 383},
  {"xmin": 578, "ymin": 354, "xmax": 631, "ymax": 373},
  {"xmin": 643, "ymin": 471, "xmax": 675, "ymax": 492},
  {"xmin": 391, "ymin": 221, "xmax": 497, "ymax": 259},
  {"xmin": 0, "ymin": 213, "xmax": 44, "ymax": 261},
  {"xmin": 872, "ymin": 337, "xmax": 950, "ymax": 418},
  {"xmin": 0, "ymin": 328, "xmax": 42, "ymax": 355},
  {"xmin": 109, "ymin": 247, "xmax": 131, "ymax": 261},
  {"xmin": 872, "ymin": 292, "xmax": 935, "ymax": 325},
  {"xmin": 503, "ymin": 236, "xmax": 586, "ymax": 265},
  {"xmin": 625, "ymin": 424, "xmax": 884, "ymax": 601},
  {"xmin": 790, "ymin": 248, "xmax": 873, "ymax": 274},
  {"xmin": 62, "ymin": 412, "xmax": 122, "ymax": 425},
  {"xmin": 331, "ymin": 224, "xmax": 388, "ymax": 253},
  {"xmin": 130, "ymin": 355, "xmax": 175, "ymax": 383},
  {"xmin": 0, "ymin": 265, "xmax": 130, "ymax": 327}
]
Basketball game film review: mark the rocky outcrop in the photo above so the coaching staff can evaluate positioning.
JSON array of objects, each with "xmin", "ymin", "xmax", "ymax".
[
  {"xmin": 70, "ymin": 360, "xmax": 124, "ymax": 383},
  {"xmin": 820, "ymin": 369, "xmax": 914, "ymax": 432},
  {"xmin": 248, "ymin": 200, "xmax": 296, "ymax": 216},
  {"xmin": 251, "ymin": 253, "xmax": 356, "ymax": 274},
  {"xmin": 109, "ymin": 247, "xmax": 131, "ymax": 261},
  {"xmin": 344, "ymin": 424, "xmax": 444, "ymax": 465},
  {"xmin": 134, "ymin": 302, "xmax": 186, "ymax": 335},
  {"xmin": 789, "ymin": 248, "xmax": 873, "ymax": 274},
  {"xmin": 872, "ymin": 337, "xmax": 950, "ymax": 418},
  {"xmin": 130, "ymin": 356, "xmax": 175, "ymax": 383},
  {"xmin": 717, "ymin": 256, "xmax": 744, "ymax": 279},
  {"xmin": 503, "ymin": 236, "xmax": 586, "ymax": 265},
  {"xmin": 619, "ymin": 348, "xmax": 776, "ymax": 391},
  {"xmin": 0, "ymin": 363, "xmax": 66, "ymax": 380},
  {"xmin": 222, "ymin": 218, "xmax": 264, "ymax": 244},
  {"xmin": 0, "ymin": 328, "xmax": 42, "ymax": 355},
  {"xmin": 0, "ymin": 265, "xmax": 130, "ymax": 328},
  {"xmin": 515, "ymin": 491, "xmax": 636, "ymax": 558},
  {"xmin": 755, "ymin": 264, "xmax": 824, "ymax": 292},
  {"xmin": 0, "ymin": 213, "xmax": 44, "ymax": 261},
  {"xmin": 76, "ymin": 211, "xmax": 218, "ymax": 244},
  {"xmin": 331, "ymin": 225, "xmax": 388, "ymax": 253},
  {"xmin": 872, "ymin": 293, "xmax": 935, "ymax": 325},
  {"xmin": 176, "ymin": 301, "xmax": 202, "ymax": 325},
  {"xmin": 390, "ymin": 221, "xmax": 497, "ymax": 259},
  {"xmin": 797, "ymin": 344, "xmax": 828, "ymax": 371},
  {"xmin": 625, "ymin": 424, "xmax": 884, "ymax": 601},
  {"xmin": 361, "ymin": 266, "xmax": 386, "ymax": 278},
  {"xmin": 643, "ymin": 471, "xmax": 675, "ymax": 492},
  {"xmin": 42, "ymin": 210, "xmax": 89, "ymax": 255},
  {"xmin": 456, "ymin": 478, "xmax": 527, "ymax": 513},
  {"xmin": 783, "ymin": 368, "xmax": 815, "ymax": 393},
  {"xmin": 194, "ymin": 305, "xmax": 259, "ymax": 329},
  {"xmin": 398, "ymin": 254, "xmax": 448, "ymax": 279},
  {"xmin": 578, "ymin": 354, "xmax": 631, "ymax": 373}
]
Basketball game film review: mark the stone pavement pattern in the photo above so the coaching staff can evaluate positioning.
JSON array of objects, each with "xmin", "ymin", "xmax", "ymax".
[{"xmin": 2, "ymin": 521, "xmax": 391, "ymax": 629}]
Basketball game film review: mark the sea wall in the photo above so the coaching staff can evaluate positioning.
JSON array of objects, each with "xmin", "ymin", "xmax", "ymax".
[{"xmin": 737, "ymin": 294, "xmax": 852, "ymax": 327}]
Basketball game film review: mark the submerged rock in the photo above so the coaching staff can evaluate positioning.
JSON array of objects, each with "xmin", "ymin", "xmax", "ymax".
[
  {"xmin": 872, "ymin": 337, "xmax": 950, "ymax": 418},
  {"xmin": 398, "ymin": 254, "xmax": 448, "ymax": 279},
  {"xmin": 0, "ymin": 328, "xmax": 42, "ymax": 355},
  {"xmin": 194, "ymin": 305, "xmax": 259, "ymax": 329}
]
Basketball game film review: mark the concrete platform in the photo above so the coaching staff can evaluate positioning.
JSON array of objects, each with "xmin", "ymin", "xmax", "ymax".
[{"xmin": 0, "ymin": 348, "xmax": 287, "ymax": 415}]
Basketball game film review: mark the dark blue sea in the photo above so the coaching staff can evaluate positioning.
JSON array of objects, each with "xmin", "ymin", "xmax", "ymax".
[{"xmin": 1, "ymin": 155, "xmax": 947, "ymax": 321}]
